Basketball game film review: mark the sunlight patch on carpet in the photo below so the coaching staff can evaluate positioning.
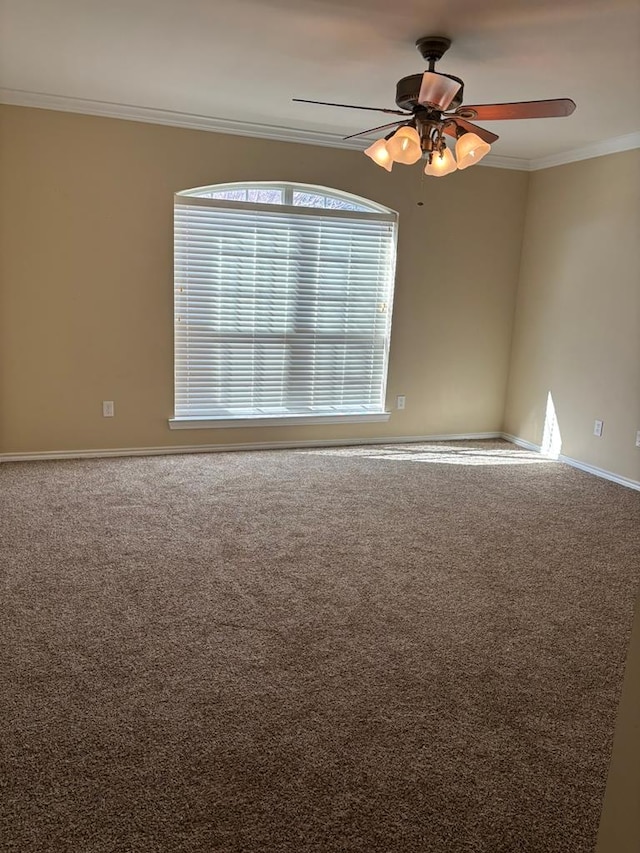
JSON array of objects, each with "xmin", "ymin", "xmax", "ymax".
[{"xmin": 301, "ymin": 444, "xmax": 549, "ymax": 465}]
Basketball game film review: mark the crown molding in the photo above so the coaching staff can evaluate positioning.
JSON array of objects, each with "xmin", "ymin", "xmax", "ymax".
[
  {"xmin": 0, "ymin": 88, "xmax": 529, "ymax": 169},
  {"xmin": 1, "ymin": 88, "xmax": 638, "ymax": 172},
  {"xmin": 479, "ymin": 154, "xmax": 530, "ymax": 171},
  {"xmin": 529, "ymin": 132, "xmax": 640, "ymax": 170},
  {"xmin": 0, "ymin": 88, "xmax": 368, "ymax": 151}
]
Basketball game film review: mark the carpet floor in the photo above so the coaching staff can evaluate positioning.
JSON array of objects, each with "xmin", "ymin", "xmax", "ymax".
[{"xmin": 1, "ymin": 440, "xmax": 638, "ymax": 853}]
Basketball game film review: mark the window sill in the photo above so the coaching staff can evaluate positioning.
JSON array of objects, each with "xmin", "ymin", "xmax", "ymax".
[{"xmin": 168, "ymin": 412, "xmax": 391, "ymax": 430}]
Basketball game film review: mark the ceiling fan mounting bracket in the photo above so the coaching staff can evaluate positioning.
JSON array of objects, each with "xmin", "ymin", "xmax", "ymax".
[{"xmin": 416, "ymin": 36, "xmax": 452, "ymax": 66}]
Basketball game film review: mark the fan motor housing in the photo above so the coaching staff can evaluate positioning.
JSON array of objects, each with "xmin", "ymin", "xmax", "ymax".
[{"xmin": 395, "ymin": 73, "xmax": 464, "ymax": 112}]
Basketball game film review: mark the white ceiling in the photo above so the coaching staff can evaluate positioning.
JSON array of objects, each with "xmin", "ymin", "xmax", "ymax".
[{"xmin": 1, "ymin": 0, "xmax": 639, "ymax": 164}]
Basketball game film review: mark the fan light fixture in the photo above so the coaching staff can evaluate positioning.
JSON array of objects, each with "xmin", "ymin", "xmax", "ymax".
[
  {"xmin": 364, "ymin": 137, "xmax": 394, "ymax": 171},
  {"xmin": 455, "ymin": 131, "xmax": 491, "ymax": 169},
  {"xmin": 294, "ymin": 36, "xmax": 576, "ymax": 180},
  {"xmin": 418, "ymin": 72, "xmax": 461, "ymax": 111},
  {"xmin": 424, "ymin": 146, "xmax": 457, "ymax": 177},
  {"xmin": 385, "ymin": 126, "xmax": 423, "ymax": 165},
  {"xmin": 365, "ymin": 124, "xmax": 490, "ymax": 177}
]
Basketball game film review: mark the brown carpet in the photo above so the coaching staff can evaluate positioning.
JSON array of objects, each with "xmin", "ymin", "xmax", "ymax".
[{"xmin": 1, "ymin": 440, "xmax": 638, "ymax": 853}]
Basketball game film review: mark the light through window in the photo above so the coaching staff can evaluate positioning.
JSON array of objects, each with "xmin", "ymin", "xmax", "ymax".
[{"xmin": 171, "ymin": 182, "xmax": 398, "ymax": 427}]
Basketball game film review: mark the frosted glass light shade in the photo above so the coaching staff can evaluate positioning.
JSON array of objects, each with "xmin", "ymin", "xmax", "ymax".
[
  {"xmin": 386, "ymin": 127, "xmax": 422, "ymax": 165},
  {"xmin": 455, "ymin": 132, "xmax": 491, "ymax": 169},
  {"xmin": 364, "ymin": 138, "xmax": 393, "ymax": 171},
  {"xmin": 424, "ymin": 147, "xmax": 457, "ymax": 177},
  {"xmin": 418, "ymin": 72, "xmax": 462, "ymax": 111}
]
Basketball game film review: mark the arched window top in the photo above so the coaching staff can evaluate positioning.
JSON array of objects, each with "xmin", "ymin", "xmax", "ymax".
[{"xmin": 178, "ymin": 181, "xmax": 394, "ymax": 215}]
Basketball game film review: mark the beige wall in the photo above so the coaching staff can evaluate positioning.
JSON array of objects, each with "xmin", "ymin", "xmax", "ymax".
[
  {"xmin": 0, "ymin": 105, "xmax": 528, "ymax": 454},
  {"xmin": 1, "ymin": 105, "xmax": 638, "ymax": 481},
  {"xmin": 503, "ymin": 149, "xmax": 640, "ymax": 483}
]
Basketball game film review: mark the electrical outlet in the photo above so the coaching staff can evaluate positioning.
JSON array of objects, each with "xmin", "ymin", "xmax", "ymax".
[
  {"xmin": 396, "ymin": 395, "xmax": 406, "ymax": 410},
  {"xmin": 636, "ymin": 430, "xmax": 640, "ymax": 448},
  {"xmin": 102, "ymin": 400, "xmax": 115, "ymax": 418},
  {"xmin": 593, "ymin": 419, "xmax": 603, "ymax": 437}
]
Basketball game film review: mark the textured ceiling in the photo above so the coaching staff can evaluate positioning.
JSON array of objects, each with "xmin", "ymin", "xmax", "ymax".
[{"xmin": 1, "ymin": 0, "xmax": 639, "ymax": 162}]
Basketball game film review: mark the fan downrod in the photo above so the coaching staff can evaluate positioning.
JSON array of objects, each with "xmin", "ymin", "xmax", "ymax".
[{"xmin": 416, "ymin": 36, "xmax": 451, "ymax": 67}]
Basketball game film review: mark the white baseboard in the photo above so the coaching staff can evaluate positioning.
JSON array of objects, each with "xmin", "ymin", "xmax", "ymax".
[
  {"xmin": 501, "ymin": 433, "xmax": 640, "ymax": 492},
  {"xmin": 500, "ymin": 433, "xmax": 542, "ymax": 454},
  {"xmin": 557, "ymin": 454, "xmax": 640, "ymax": 492},
  {"xmin": 4, "ymin": 433, "xmax": 637, "ymax": 491},
  {"xmin": 0, "ymin": 432, "xmax": 502, "ymax": 463}
]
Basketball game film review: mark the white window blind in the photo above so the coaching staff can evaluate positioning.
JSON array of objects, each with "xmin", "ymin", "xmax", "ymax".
[{"xmin": 173, "ymin": 187, "xmax": 397, "ymax": 423}]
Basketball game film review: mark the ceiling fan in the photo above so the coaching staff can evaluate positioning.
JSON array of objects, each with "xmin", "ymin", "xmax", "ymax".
[{"xmin": 294, "ymin": 36, "xmax": 576, "ymax": 176}]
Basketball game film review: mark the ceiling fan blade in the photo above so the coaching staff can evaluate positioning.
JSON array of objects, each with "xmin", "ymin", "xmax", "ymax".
[
  {"xmin": 444, "ymin": 118, "xmax": 499, "ymax": 144},
  {"xmin": 458, "ymin": 99, "xmax": 576, "ymax": 121},
  {"xmin": 343, "ymin": 121, "xmax": 404, "ymax": 141},
  {"xmin": 293, "ymin": 98, "xmax": 409, "ymax": 117}
]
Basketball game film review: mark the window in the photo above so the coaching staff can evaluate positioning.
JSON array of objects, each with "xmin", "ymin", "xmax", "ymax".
[{"xmin": 170, "ymin": 182, "xmax": 398, "ymax": 428}]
